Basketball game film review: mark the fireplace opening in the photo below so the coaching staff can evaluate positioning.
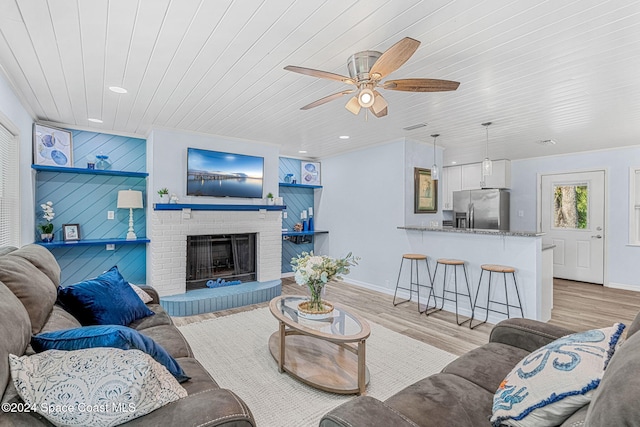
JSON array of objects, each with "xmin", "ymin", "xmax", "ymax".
[{"xmin": 186, "ymin": 233, "xmax": 256, "ymax": 290}]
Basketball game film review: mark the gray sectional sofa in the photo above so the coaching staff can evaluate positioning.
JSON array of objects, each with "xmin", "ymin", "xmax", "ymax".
[
  {"xmin": 0, "ymin": 244, "xmax": 255, "ymax": 427},
  {"xmin": 320, "ymin": 311, "xmax": 640, "ymax": 426}
]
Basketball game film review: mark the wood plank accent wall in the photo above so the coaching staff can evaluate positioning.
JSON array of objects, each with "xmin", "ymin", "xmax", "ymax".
[
  {"xmin": 34, "ymin": 129, "xmax": 147, "ymax": 285},
  {"xmin": 279, "ymin": 157, "xmax": 315, "ymax": 273}
]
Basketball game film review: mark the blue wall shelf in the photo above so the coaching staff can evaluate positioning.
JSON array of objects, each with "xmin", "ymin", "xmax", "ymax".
[
  {"xmin": 278, "ymin": 182, "xmax": 322, "ymax": 189},
  {"xmin": 35, "ymin": 238, "xmax": 150, "ymax": 248},
  {"xmin": 32, "ymin": 165, "xmax": 148, "ymax": 178},
  {"xmin": 154, "ymin": 203, "xmax": 286, "ymax": 211},
  {"xmin": 282, "ymin": 230, "xmax": 328, "ymax": 236}
]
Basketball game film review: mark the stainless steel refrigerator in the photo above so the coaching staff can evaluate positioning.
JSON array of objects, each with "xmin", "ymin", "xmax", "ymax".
[{"xmin": 453, "ymin": 189, "xmax": 510, "ymax": 230}]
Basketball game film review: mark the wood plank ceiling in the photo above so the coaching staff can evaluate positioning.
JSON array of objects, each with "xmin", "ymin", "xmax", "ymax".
[{"xmin": 0, "ymin": 0, "xmax": 639, "ymax": 163}]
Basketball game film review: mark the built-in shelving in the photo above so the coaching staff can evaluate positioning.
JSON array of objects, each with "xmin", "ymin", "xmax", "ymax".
[
  {"xmin": 35, "ymin": 238, "xmax": 150, "ymax": 249},
  {"xmin": 154, "ymin": 203, "xmax": 286, "ymax": 211},
  {"xmin": 32, "ymin": 164, "xmax": 149, "ymax": 178},
  {"xmin": 278, "ymin": 182, "xmax": 323, "ymax": 189}
]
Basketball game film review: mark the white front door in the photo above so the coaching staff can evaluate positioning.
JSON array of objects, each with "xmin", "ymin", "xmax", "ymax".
[{"xmin": 540, "ymin": 171, "xmax": 605, "ymax": 284}]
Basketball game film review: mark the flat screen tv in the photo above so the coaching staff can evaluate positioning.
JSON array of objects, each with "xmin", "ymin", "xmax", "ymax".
[{"xmin": 187, "ymin": 148, "xmax": 264, "ymax": 198}]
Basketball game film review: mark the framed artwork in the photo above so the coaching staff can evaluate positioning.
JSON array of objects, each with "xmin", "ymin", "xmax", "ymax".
[
  {"xmin": 414, "ymin": 168, "xmax": 438, "ymax": 213},
  {"xmin": 62, "ymin": 224, "xmax": 80, "ymax": 241},
  {"xmin": 301, "ymin": 161, "xmax": 321, "ymax": 185},
  {"xmin": 33, "ymin": 123, "xmax": 73, "ymax": 167}
]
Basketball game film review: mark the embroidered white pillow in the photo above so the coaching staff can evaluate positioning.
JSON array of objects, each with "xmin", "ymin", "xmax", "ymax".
[
  {"xmin": 10, "ymin": 348, "xmax": 187, "ymax": 426},
  {"xmin": 491, "ymin": 323, "xmax": 625, "ymax": 427}
]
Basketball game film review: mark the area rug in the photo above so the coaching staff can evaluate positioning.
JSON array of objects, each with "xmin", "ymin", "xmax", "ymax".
[{"xmin": 178, "ymin": 307, "xmax": 456, "ymax": 427}]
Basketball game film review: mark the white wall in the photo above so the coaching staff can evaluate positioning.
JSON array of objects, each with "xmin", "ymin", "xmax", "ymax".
[
  {"xmin": 146, "ymin": 127, "xmax": 280, "ymax": 206},
  {"xmin": 510, "ymin": 146, "xmax": 640, "ymax": 289},
  {"xmin": 0, "ymin": 72, "xmax": 35, "ymax": 245}
]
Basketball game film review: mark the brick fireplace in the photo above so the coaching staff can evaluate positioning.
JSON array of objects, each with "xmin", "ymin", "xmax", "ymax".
[{"xmin": 148, "ymin": 208, "xmax": 282, "ymax": 297}]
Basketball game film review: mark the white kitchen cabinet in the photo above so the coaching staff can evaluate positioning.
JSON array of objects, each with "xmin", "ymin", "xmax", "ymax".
[
  {"xmin": 442, "ymin": 166, "xmax": 461, "ymax": 210},
  {"xmin": 461, "ymin": 163, "xmax": 482, "ymax": 190},
  {"xmin": 481, "ymin": 159, "xmax": 511, "ymax": 189}
]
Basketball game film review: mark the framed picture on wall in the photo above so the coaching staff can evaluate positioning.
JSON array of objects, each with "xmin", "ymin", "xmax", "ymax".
[
  {"xmin": 62, "ymin": 224, "xmax": 80, "ymax": 241},
  {"xmin": 301, "ymin": 161, "xmax": 321, "ymax": 185},
  {"xmin": 33, "ymin": 123, "xmax": 73, "ymax": 167},
  {"xmin": 414, "ymin": 168, "xmax": 437, "ymax": 213}
]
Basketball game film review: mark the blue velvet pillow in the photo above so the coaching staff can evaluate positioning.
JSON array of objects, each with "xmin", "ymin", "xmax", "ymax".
[
  {"xmin": 31, "ymin": 325, "xmax": 190, "ymax": 383},
  {"xmin": 57, "ymin": 266, "xmax": 154, "ymax": 326}
]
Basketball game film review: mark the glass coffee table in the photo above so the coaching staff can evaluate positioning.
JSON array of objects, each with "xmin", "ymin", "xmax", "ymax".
[{"xmin": 268, "ymin": 295, "xmax": 371, "ymax": 395}]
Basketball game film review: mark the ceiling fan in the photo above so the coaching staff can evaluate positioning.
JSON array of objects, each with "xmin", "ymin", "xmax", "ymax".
[{"xmin": 284, "ymin": 37, "xmax": 460, "ymax": 118}]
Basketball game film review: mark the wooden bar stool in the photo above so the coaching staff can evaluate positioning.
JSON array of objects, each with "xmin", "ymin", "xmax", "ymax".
[
  {"xmin": 470, "ymin": 264, "xmax": 524, "ymax": 329},
  {"xmin": 431, "ymin": 259, "xmax": 473, "ymax": 325},
  {"xmin": 392, "ymin": 254, "xmax": 435, "ymax": 313}
]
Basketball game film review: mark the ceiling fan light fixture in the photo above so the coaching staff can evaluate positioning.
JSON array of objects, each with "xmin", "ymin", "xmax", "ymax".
[{"xmin": 358, "ymin": 88, "xmax": 375, "ymax": 108}]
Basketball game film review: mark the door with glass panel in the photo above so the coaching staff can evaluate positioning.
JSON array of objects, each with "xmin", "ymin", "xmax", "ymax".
[{"xmin": 540, "ymin": 171, "xmax": 605, "ymax": 284}]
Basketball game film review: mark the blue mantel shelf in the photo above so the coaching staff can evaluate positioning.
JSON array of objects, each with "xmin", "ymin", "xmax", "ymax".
[
  {"xmin": 153, "ymin": 203, "xmax": 286, "ymax": 211},
  {"xmin": 35, "ymin": 238, "xmax": 150, "ymax": 248}
]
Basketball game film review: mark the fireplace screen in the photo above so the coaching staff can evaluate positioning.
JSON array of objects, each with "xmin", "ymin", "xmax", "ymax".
[{"xmin": 186, "ymin": 234, "xmax": 256, "ymax": 289}]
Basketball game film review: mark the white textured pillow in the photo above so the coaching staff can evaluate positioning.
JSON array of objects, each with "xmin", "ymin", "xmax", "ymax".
[
  {"xmin": 491, "ymin": 323, "xmax": 625, "ymax": 427},
  {"xmin": 130, "ymin": 283, "xmax": 153, "ymax": 304},
  {"xmin": 10, "ymin": 348, "xmax": 187, "ymax": 426}
]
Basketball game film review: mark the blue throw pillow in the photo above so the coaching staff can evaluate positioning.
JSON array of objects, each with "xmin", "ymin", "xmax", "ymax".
[
  {"xmin": 57, "ymin": 266, "xmax": 154, "ymax": 326},
  {"xmin": 31, "ymin": 325, "xmax": 190, "ymax": 383}
]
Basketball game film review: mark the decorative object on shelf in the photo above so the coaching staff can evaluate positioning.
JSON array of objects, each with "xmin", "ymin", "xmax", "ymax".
[
  {"xmin": 293, "ymin": 223, "xmax": 303, "ymax": 232},
  {"xmin": 117, "ymin": 189, "xmax": 143, "ymax": 240},
  {"xmin": 266, "ymin": 192, "xmax": 275, "ymax": 205},
  {"xmin": 308, "ymin": 207, "xmax": 314, "ymax": 231},
  {"xmin": 38, "ymin": 201, "xmax": 55, "ymax": 242},
  {"xmin": 284, "ymin": 173, "xmax": 294, "ymax": 184},
  {"xmin": 301, "ymin": 161, "xmax": 321, "ymax": 185},
  {"xmin": 33, "ymin": 123, "xmax": 73, "ymax": 167},
  {"xmin": 482, "ymin": 122, "xmax": 493, "ymax": 176},
  {"xmin": 62, "ymin": 223, "xmax": 80, "ymax": 241},
  {"xmin": 414, "ymin": 167, "xmax": 438, "ymax": 213},
  {"xmin": 95, "ymin": 153, "xmax": 111, "ymax": 170},
  {"xmin": 431, "ymin": 133, "xmax": 440, "ymax": 180},
  {"xmin": 169, "ymin": 194, "xmax": 179, "ymax": 204},
  {"xmin": 291, "ymin": 251, "xmax": 359, "ymax": 320},
  {"xmin": 158, "ymin": 188, "xmax": 169, "ymax": 203},
  {"xmin": 301, "ymin": 210, "xmax": 308, "ymax": 231}
]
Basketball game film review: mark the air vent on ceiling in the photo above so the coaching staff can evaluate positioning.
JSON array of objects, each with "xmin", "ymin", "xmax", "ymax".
[
  {"xmin": 403, "ymin": 123, "xmax": 428, "ymax": 131},
  {"xmin": 536, "ymin": 139, "xmax": 557, "ymax": 146}
]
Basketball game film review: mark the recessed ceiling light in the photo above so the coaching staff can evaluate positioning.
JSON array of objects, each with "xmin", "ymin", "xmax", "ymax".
[
  {"xmin": 298, "ymin": 150, "xmax": 307, "ymax": 154},
  {"xmin": 109, "ymin": 86, "xmax": 128, "ymax": 94},
  {"xmin": 88, "ymin": 118, "xmax": 103, "ymax": 123},
  {"xmin": 339, "ymin": 135, "xmax": 350, "ymax": 139}
]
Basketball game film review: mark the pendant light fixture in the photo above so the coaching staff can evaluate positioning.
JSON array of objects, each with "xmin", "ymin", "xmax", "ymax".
[
  {"xmin": 430, "ymin": 133, "xmax": 440, "ymax": 180},
  {"xmin": 481, "ymin": 122, "xmax": 493, "ymax": 176}
]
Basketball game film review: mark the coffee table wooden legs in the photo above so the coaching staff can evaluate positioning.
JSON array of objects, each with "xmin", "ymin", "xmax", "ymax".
[
  {"xmin": 358, "ymin": 339, "xmax": 366, "ymax": 395},
  {"xmin": 278, "ymin": 320, "xmax": 285, "ymax": 373}
]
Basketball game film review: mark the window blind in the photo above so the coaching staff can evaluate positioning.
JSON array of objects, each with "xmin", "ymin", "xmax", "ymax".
[{"xmin": 0, "ymin": 122, "xmax": 19, "ymax": 246}]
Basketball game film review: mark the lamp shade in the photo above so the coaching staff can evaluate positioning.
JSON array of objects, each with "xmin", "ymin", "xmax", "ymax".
[{"xmin": 117, "ymin": 190, "xmax": 143, "ymax": 209}]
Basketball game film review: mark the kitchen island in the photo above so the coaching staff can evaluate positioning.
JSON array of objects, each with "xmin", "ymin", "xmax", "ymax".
[{"xmin": 398, "ymin": 226, "xmax": 552, "ymax": 323}]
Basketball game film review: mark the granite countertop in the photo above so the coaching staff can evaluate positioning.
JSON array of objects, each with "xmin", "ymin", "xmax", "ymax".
[{"xmin": 398, "ymin": 225, "xmax": 544, "ymax": 237}]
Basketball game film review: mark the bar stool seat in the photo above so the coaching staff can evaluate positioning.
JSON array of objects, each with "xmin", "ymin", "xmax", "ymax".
[
  {"xmin": 430, "ymin": 258, "xmax": 473, "ymax": 325},
  {"xmin": 470, "ymin": 264, "xmax": 524, "ymax": 329},
  {"xmin": 392, "ymin": 254, "xmax": 435, "ymax": 313}
]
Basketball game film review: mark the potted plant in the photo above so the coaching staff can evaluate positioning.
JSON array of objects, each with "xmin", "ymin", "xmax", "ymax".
[
  {"xmin": 266, "ymin": 192, "xmax": 275, "ymax": 205},
  {"xmin": 38, "ymin": 201, "xmax": 55, "ymax": 242},
  {"xmin": 158, "ymin": 188, "xmax": 169, "ymax": 203}
]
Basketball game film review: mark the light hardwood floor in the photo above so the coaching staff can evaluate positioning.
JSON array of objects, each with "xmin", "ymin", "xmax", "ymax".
[{"xmin": 172, "ymin": 277, "xmax": 640, "ymax": 357}]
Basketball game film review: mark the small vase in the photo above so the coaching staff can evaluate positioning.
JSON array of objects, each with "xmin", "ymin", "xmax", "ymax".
[
  {"xmin": 40, "ymin": 233, "xmax": 54, "ymax": 243},
  {"xmin": 297, "ymin": 284, "xmax": 334, "ymax": 320},
  {"xmin": 159, "ymin": 194, "xmax": 168, "ymax": 203}
]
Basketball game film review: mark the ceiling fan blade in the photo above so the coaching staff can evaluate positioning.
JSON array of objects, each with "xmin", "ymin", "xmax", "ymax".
[
  {"xmin": 284, "ymin": 65, "xmax": 355, "ymax": 85},
  {"xmin": 345, "ymin": 96, "xmax": 361, "ymax": 115},
  {"xmin": 371, "ymin": 106, "xmax": 388, "ymax": 118},
  {"xmin": 371, "ymin": 91, "xmax": 388, "ymax": 115},
  {"xmin": 369, "ymin": 37, "xmax": 421, "ymax": 80},
  {"xmin": 301, "ymin": 90, "xmax": 355, "ymax": 110},
  {"xmin": 383, "ymin": 78, "xmax": 460, "ymax": 92}
]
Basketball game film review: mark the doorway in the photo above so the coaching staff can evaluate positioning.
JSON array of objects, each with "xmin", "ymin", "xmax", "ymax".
[{"xmin": 540, "ymin": 171, "xmax": 605, "ymax": 284}]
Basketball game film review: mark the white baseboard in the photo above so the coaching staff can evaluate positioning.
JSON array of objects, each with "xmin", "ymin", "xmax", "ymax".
[
  {"xmin": 280, "ymin": 272, "xmax": 295, "ymax": 278},
  {"xmin": 608, "ymin": 282, "xmax": 640, "ymax": 292}
]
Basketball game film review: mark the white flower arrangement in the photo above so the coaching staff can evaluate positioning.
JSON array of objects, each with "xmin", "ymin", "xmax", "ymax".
[
  {"xmin": 291, "ymin": 251, "xmax": 359, "ymax": 311},
  {"xmin": 38, "ymin": 201, "xmax": 55, "ymax": 234}
]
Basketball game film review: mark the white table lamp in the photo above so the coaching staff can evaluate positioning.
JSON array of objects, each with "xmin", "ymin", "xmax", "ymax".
[{"xmin": 117, "ymin": 189, "xmax": 143, "ymax": 240}]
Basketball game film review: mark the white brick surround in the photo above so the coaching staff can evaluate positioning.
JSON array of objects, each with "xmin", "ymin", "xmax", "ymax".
[{"xmin": 149, "ymin": 209, "xmax": 282, "ymax": 296}]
